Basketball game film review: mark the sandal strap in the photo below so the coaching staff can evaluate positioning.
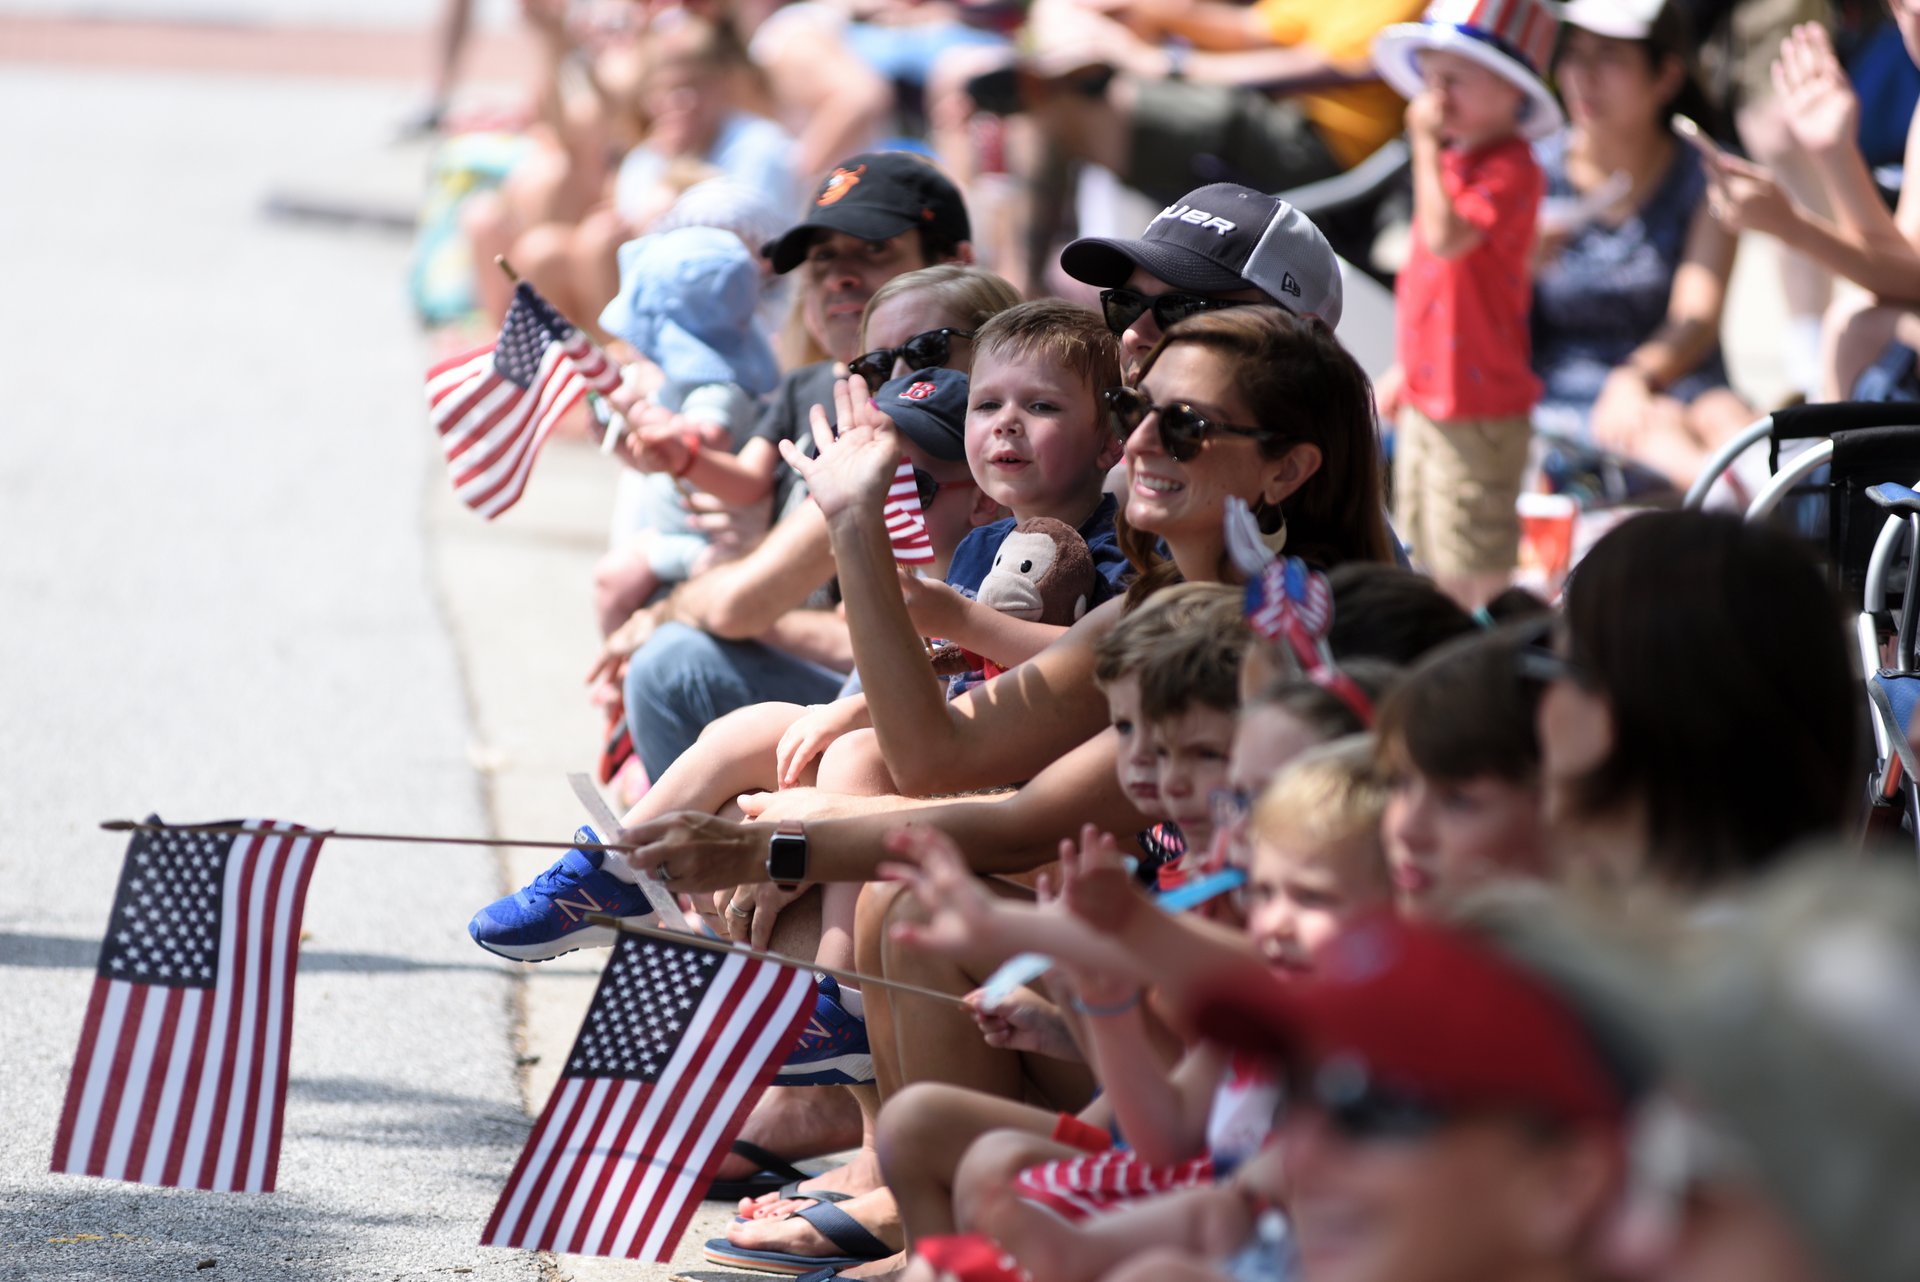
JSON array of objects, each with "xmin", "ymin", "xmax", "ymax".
[
  {"xmin": 730, "ymin": 1139, "xmax": 810, "ymax": 1183},
  {"xmin": 793, "ymin": 1201, "xmax": 895, "ymax": 1260}
]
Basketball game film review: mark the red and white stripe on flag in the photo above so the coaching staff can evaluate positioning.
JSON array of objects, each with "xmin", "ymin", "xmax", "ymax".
[
  {"xmin": 482, "ymin": 934, "xmax": 813, "ymax": 1260},
  {"xmin": 50, "ymin": 820, "xmax": 324, "ymax": 1193},
  {"xmin": 425, "ymin": 281, "xmax": 622, "ymax": 520},
  {"xmin": 884, "ymin": 457, "xmax": 935, "ymax": 565}
]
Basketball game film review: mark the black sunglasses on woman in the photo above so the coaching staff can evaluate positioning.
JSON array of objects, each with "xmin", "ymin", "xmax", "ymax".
[{"xmin": 1103, "ymin": 385, "xmax": 1270, "ymax": 462}]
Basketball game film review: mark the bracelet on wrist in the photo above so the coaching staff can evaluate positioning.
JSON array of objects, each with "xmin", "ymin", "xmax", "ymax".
[
  {"xmin": 671, "ymin": 431, "xmax": 702, "ymax": 479},
  {"xmin": 1068, "ymin": 989, "xmax": 1143, "ymax": 1017}
]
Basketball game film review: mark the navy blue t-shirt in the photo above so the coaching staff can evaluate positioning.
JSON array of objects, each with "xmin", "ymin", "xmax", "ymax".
[
  {"xmin": 945, "ymin": 493, "xmax": 1130, "ymax": 603},
  {"xmin": 940, "ymin": 495, "xmax": 1131, "ymax": 696}
]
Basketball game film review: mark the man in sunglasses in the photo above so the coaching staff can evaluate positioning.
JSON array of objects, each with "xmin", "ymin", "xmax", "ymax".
[
  {"xmin": 1191, "ymin": 911, "xmax": 1639, "ymax": 1282},
  {"xmin": 592, "ymin": 152, "xmax": 977, "ymax": 770},
  {"xmin": 1058, "ymin": 183, "xmax": 1344, "ymax": 378}
]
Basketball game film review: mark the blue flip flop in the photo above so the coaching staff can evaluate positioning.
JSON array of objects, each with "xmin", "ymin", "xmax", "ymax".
[{"xmin": 703, "ymin": 1201, "xmax": 895, "ymax": 1275}]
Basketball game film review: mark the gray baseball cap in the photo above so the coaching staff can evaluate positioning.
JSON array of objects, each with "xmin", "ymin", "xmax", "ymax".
[
  {"xmin": 1652, "ymin": 853, "xmax": 1920, "ymax": 1282},
  {"xmin": 1060, "ymin": 184, "xmax": 1343, "ymax": 329}
]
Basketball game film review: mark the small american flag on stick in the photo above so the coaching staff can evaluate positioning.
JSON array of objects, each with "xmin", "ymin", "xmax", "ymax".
[
  {"xmin": 482, "ymin": 932, "xmax": 813, "ymax": 1259},
  {"xmin": 50, "ymin": 819, "xmax": 324, "ymax": 1192},
  {"xmin": 426, "ymin": 281, "xmax": 622, "ymax": 519},
  {"xmin": 884, "ymin": 457, "xmax": 935, "ymax": 565}
]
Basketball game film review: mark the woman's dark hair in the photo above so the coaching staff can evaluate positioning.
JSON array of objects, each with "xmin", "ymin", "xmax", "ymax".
[
  {"xmin": 1326, "ymin": 564, "xmax": 1479, "ymax": 666},
  {"xmin": 1114, "ymin": 306, "xmax": 1396, "ymax": 608},
  {"xmin": 1562, "ymin": 511, "xmax": 1860, "ymax": 889},
  {"xmin": 1376, "ymin": 626, "xmax": 1544, "ymax": 785}
]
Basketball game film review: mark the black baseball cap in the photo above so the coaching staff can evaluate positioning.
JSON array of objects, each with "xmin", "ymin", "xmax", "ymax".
[
  {"xmin": 1059, "ymin": 184, "xmax": 1343, "ymax": 328},
  {"xmin": 875, "ymin": 367, "xmax": 969, "ymax": 462},
  {"xmin": 763, "ymin": 152, "xmax": 972, "ymax": 276}
]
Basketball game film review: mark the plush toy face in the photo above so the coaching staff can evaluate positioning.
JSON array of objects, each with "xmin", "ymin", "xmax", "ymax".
[
  {"xmin": 979, "ymin": 530, "xmax": 1061, "ymax": 621},
  {"xmin": 976, "ymin": 517, "xmax": 1099, "ymax": 626}
]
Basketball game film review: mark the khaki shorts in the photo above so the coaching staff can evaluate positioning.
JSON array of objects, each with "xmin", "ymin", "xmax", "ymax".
[{"xmin": 1394, "ymin": 405, "xmax": 1532, "ymax": 577}]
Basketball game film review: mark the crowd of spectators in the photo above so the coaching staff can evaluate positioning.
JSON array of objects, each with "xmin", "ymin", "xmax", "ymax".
[{"xmin": 426, "ymin": 0, "xmax": 1920, "ymax": 1279}]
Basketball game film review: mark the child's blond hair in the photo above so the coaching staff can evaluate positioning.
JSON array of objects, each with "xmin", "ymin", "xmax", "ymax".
[
  {"xmin": 973, "ymin": 300, "xmax": 1122, "ymax": 410},
  {"xmin": 1092, "ymin": 583, "xmax": 1250, "ymax": 721},
  {"xmin": 1252, "ymin": 735, "xmax": 1389, "ymax": 852}
]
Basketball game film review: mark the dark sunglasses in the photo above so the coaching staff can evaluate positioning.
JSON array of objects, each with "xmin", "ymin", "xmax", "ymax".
[
  {"xmin": 1098, "ymin": 287, "xmax": 1248, "ymax": 336},
  {"xmin": 910, "ymin": 466, "xmax": 975, "ymax": 509},
  {"xmin": 1103, "ymin": 385, "xmax": 1269, "ymax": 463},
  {"xmin": 1290, "ymin": 1058, "xmax": 1454, "ymax": 1143},
  {"xmin": 848, "ymin": 328, "xmax": 973, "ymax": 388}
]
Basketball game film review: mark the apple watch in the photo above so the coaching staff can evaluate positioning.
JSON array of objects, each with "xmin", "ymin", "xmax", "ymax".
[{"xmin": 767, "ymin": 820, "xmax": 808, "ymax": 891}]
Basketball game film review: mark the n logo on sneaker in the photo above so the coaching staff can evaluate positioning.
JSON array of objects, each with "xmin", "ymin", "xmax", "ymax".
[{"xmin": 553, "ymin": 889, "xmax": 607, "ymax": 924}]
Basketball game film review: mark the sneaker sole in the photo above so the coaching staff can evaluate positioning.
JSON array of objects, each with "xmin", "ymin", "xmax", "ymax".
[
  {"xmin": 472, "ymin": 918, "xmax": 652, "ymax": 962},
  {"xmin": 774, "ymin": 1052, "xmax": 876, "ymax": 1086}
]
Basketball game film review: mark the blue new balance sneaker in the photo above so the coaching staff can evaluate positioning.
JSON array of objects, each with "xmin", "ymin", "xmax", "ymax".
[
  {"xmin": 776, "ymin": 974, "xmax": 875, "ymax": 1085},
  {"xmin": 468, "ymin": 826, "xmax": 654, "ymax": 961}
]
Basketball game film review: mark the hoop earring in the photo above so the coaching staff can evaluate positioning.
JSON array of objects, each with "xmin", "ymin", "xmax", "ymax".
[{"xmin": 1256, "ymin": 500, "xmax": 1288, "ymax": 555}]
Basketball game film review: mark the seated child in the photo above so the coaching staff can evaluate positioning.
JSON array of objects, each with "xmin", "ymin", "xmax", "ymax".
[
  {"xmin": 592, "ymin": 224, "xmax": 782, "ymax": 634},
  {"xmin": 1375, "ymin": 624, "xmax": 1550, "ymax": 916},
  {"xmin": 773, "ymin": 298, "xmax": 1133, "ymax": 788},
  {"xmin": 874, "ymin": 735, "xmax": 1393, "ymax": 1282}
]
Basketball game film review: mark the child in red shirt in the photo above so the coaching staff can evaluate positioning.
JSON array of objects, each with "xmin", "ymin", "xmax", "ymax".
[{"xmin": 1373, "ymin": 0, "xmax": 1562, "ymax": 607}]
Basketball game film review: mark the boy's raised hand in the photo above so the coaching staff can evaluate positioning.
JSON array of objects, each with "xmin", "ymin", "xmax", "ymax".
[{"xmin": 781, "ymin": 372, "xmax": 903, "ymax": 520}]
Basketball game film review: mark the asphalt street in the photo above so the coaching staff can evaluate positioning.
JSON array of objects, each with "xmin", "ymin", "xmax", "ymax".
[{"xmin": 0, "ymin": 60, "xmax": 554, "ymax": 1282}]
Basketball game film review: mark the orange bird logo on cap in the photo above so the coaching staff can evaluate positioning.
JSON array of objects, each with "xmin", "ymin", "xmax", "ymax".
[{"xmin": 816, "ymin": 165, "xmax": 866, "ymax": 206}]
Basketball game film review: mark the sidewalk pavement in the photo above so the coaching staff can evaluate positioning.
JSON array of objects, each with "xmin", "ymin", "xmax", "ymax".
[{"xmin": 429, "ymin": 435, "xmax": 823, "ymax": 1282}]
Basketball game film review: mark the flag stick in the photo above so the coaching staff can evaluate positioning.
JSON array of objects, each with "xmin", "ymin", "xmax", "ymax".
[
  {"xmin": 102, "ymin": 818, "xmax": 638, "ymax": 855},
  {"xmin": 585, "ymin": 915, "xmax": 972, "ymax": 1010},
  {"xmin": 494, "ymin": 254, "xmax": 521, "ymax": 284}
]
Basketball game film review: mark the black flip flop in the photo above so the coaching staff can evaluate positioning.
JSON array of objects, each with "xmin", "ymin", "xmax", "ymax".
[{"xmin": 706, "ymin": 1139, "xmax": 811, "ymax": 1201}]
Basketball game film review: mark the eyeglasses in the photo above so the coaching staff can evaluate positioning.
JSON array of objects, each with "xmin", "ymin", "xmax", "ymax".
[
  {"xmin": 848, "ymin": 328, "xmax": 974, "ymax": 388},
  {"xmin": 910, "ymin": 466, "xmax": 976, "ymax": 509},
  {"xmin": 1103, "ymin": 385, "xmax": 1270, "ymax": 463},
  {"xmin": 1290, "ymin": 1056, "xmax": 1454, "ymax": 1143},
  {"xmin": 1099, "ymin": 287, "xmax": 1250, "ymax": 337}
]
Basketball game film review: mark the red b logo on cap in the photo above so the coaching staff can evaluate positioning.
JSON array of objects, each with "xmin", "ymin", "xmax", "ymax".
[{"xmin": 898, "ymin": 381, "xmax": 937, "ymax": 401}]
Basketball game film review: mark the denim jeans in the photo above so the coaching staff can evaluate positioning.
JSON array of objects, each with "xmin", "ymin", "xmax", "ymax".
[{"xmin": 623, "ymin": 622, "xmax": 847, "ymax": 779}]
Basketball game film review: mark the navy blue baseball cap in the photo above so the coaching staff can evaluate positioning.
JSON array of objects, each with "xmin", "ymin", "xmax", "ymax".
[{"xmin": 875, "ymin": 367, "xmax": 969, "ymax": 462}]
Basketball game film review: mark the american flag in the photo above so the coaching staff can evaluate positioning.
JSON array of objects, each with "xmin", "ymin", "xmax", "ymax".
[
  {"xmin": 885, "ymin": 457, "xmax": 935, "ymax": 565},
  {"xmin": 426, "ymin": 281, "xmax": 622, "ymax": 519},
  {"xmin": 51, "ymin": 820, "xmax": 324, "ymax": 1192},
  {"xmin": 482, "ymin": 932, "xmax": 814, "ymax": 1259}
]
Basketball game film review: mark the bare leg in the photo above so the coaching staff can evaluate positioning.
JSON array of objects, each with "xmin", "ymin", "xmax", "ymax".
[
  {"xmin": 951, "ymin": 1127, "xmax": 1087, "ymax": 1234},
  {"xmin": 881, "ymin": 888, "xmax": 1097, "ymax": 1111},
  {"xmin": 1822, "ymin": 295, "xmax": 1908, "ymax": 402},
  {"xmin": 817, "ymin": 726, "xmax": 903, "ymax": 797},
  {"xmin": 593, "ymin": 542, "xmax": 660, "ymax": 636},
  {"xmin": 879, "ymin": 1083, "xmax": 1068, "ymax": 1241},
  {"xmin": 570, "ymin": 204, "xmax": 634, "ymax": 344},
  {"xmin": 618, "ymin": 701, "xmax": 808, "ymax": 827}
]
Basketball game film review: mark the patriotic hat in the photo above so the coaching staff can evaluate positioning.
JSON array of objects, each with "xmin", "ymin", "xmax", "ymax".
[
  {"xmin": 876, "ymin": 367, "xmax": 969, "ymax": 462},
  {"xmin": 1373, "ymin": 0, "xmax": 1565, "ymax": 140}
]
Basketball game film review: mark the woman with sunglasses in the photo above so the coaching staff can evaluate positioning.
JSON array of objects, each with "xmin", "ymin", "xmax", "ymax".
[
  {"xmin": 607, "ymin": 311, "xmax": 1392, "ymax": 1256},
  {"xmin": 1535, "ymin": 510, "xmax": 1858, "ymax": 897}
]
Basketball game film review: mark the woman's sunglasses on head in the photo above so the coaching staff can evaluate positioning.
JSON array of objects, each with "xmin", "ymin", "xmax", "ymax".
[
  {"xmin": 848, "ymin": 328, "xmax": 973, "ymax": 387},
  {"xmin": 1098, "ymin": 288, "xmax": 1249, "ymax": 336},
  {"xmin": 1103, "ymin": 385, "xmax": 1269, "ymax": 463}
]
